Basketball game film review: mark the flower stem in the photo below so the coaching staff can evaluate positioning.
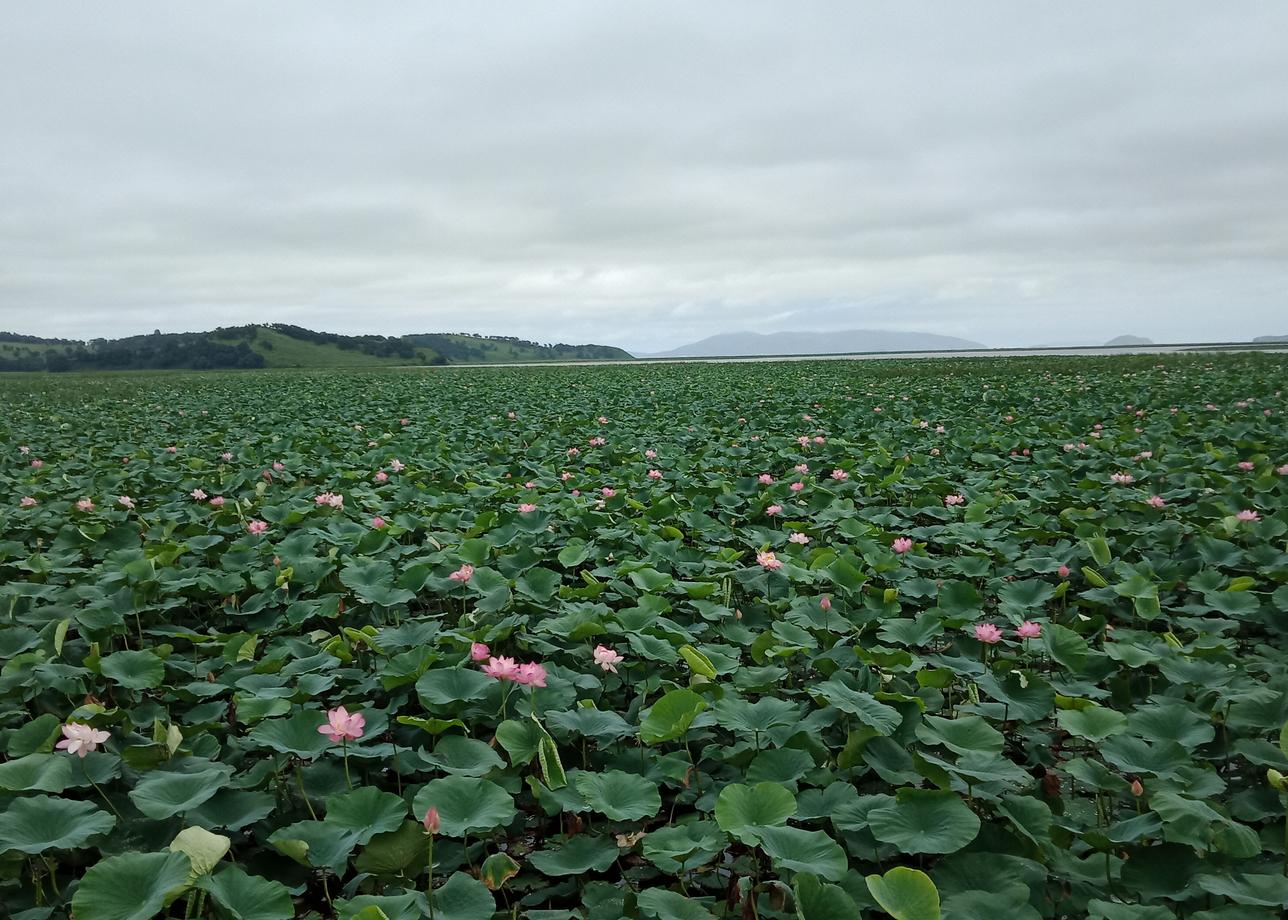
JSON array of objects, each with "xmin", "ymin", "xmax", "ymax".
[
  {"xmin": 295, "ymin": 762, "xmax": 318, "ymax": 820},
  {"xmin": 342, "ymin": 739, "xmax": 353, "ymax": 789},
  {"xmin": 83, "ymin": 758, "xmax": 122, "ymax": 819},
  {"xmin": 426, "ymin": 834, "xmax": 436, "ymax": 919}
]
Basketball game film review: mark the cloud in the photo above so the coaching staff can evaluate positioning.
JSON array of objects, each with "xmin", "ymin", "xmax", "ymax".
[{"xmin": 1, "ymin": 2, "xmax": 1285, "ymax": 351}]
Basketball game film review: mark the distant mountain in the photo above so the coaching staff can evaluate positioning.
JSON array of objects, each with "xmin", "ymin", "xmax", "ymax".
[
  {"xmin": 646, "ymin": 329, "xmax": 985, "ymax": 358},
  {"xmin": 0, "ymin": 325, "xmax": 632, "ymax": 373},
  {"xmin": 1253, "ymin": 334, "xmax": 1288, "ymax": 343},
  {"xmin": 1103, "ymin": 335, "xmax": 1154, "ymax": 346}
]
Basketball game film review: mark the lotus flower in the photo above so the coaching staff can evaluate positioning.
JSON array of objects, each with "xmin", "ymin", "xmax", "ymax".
[
  {"xmin": 594, "ymin": 645, "xmax": 624, "ymax": 673},
  {"xmin": 318, "ymin": 706, "xmax": 365, "ymax": 742},
  {"xmin": 449, "ymin": 564, "xmax": 474, "ymax": 583},
  {"xmin": 470, "ymin": 642, "xmax": 491, "ymax": 662},
  {"xmin": 482, "ymin": 656, "xmax": 521, "ymax": 680},
  {"xmin": 1016, "ymin": 621, "xmax": 1042, "ymax": 639},
  {"xmin": 514, "ymin": 662, "xmax": 548, "ymax": 687},
  {"xmin": 892, "ymin": 537, "xmax": 913, "ymax": 554},
  {"xmin": 973, "ymin": 623, "xmax": 1003, "ymax": 644},
  {"xmin": 757, "ymin": 551, "xmax": 783, "ymax": 570},
  {"xmin": 56, "ymin": 722, "xmax": 110, "ymax": 758}
]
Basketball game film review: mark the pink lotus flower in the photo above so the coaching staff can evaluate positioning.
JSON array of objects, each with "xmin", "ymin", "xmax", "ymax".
[
  {"xmin": 1130, "ymin": 778, "xmax": 1144, "ymax": 797},
  {"xmin": 892, "ymin": 537, "xmax": 913, "ymax": 554},
  {"xmin": 601, "ymin": 487, "xmax": 616, "ymax": 498},
  {"xmin": 1110, "ymin": 472, "xmax": 1135, "ymax": 484},
  {"xmin": 813, "ymin": 436, "xmax": 825, "ymax": 444},
  {"xmin": 830, "ymin": 469, "xmax": 848, "ymax": 481},
  {"xmin": 930, "ymin": 448, "xmax": 940, "ymax": 456},
  {"xmin": 567, "ymin": 447, "xmax": 580, "ymax": 457},
  {"xmin": 561, "ymin": 471, "xmax": 573, "ymax": 481},
  {"xmin": 19, "ymin": 496, "xmax": 36, "ymax": 508},
  {"xmin": 221, "ymin": 452, "xmax": 233, "ymax": 462},
  {"xmin": 1058, "ymin": 565, "xmax": 1070, "ymax": 578},
  {"xmin": 389, "ymin": 459, "xmax": 405, "ymax": 472},
  {"xmin": 1235, "ymin": 509, "xmax": 1259, "ymax": 522},
  {"xmin": 944, "ymin": 494, "xmax": 965, "ymax": 506},
  {"xmin": 788, "ymin": 532, "xmax": 810, "ymax": 544},
  {"xmin": 449, "ymin": 564, "xmax": 474, "ymax": 583},
  {"xmin": 758, "ymin": 473, "xmax": 774, "ymax": 485},
  {"xmin": 191, "ymin": 488, "xmax": 207, "ymax": 500},
  {"xmin": 919, "ymin": 420, "xmax": 929, "ymax": 429},
  {"xmin": 973, "ymin": 623, "xmax": 1003, "ymax": 644},
  {"xmin": 76, "ymin": 498, "xmax": 95, "ymax": 512},
  {"xmin": 646, "ymin": 469, "xmax": 663, "ymax": 480},
  {"xmin": 273, "ymin": 462, "xmax": 285, "ymax": 471},
  {"xmin": 470, "ymin": 642, "xmax": 491, "ymax": 661},
  {"xmin": 209, "ymin": 496, "xmax": 225, "ymax": 508},
  {"xmin": 518, "ymin": 503, "xmax": 538, "ymax": 513},
  {"xmin": 589, "ymin": 436, "xmax": 606, "ymax": 447},
  {"xmin": 524, "ymin": 481, "xmax": 537, "ymax": 489},
  {"xmin": 117, "ymin": 495, "xmax": 135, "ymax": 510},
  {"xmin": 820, "ymin": 595, "xmax": 832, "ymax": 611},
  {"xmin": 30, "ymin": 459, "xmax": 43, "ymax": 468},
  {"xmin": 374, "ymin": 471, "xmax": 389, "ymax": 483},
  {"xmin": 593, "ymin": 645, "xmax": 624, "ymax": 673},
  {"xmin": 757, "ymin": 551, "xmax": 783, "ymax": 570},
  {"xmin": 1278, "ymin": 464, "xmax": 1288, "ymax": 475},
  {"xmin": 56, "ymin": 722, "xmax": 110, "ymax": 758},
  {"xmin": 423, "ymin": 807, "xmax": 440, "ymax": 834},
  {"xmin": 167, "ymin": 445, "xmax": 178, "ymax": 454},
  {"xmin": 482, "ymin": 656, "xmax": 521, "ymax": 680},
  {"xmin": 1016, "ymin": 621, "xmax": 1042, "ymax": 639},
  {"xmin": 935, "ymin": 426, "xmax": 945, "ymax": 434},
  {"xmin": 370, "ymin": 516, "xmax": 387, "ymax": 529},
  {"xmin": 797, "ymin": 436, "xmax": 811, "ymax": 447},
  {"xmin": 247, "ymin": 520, "xmax": 269, "ymax": 535},
  {"xmin": 794, "ymin": 464, "xmax": 809, "ymax": 473},
  {"xmin": 19, "ymin": 445, "xmax": 29, "ymax": 454},
  {"xmin": 790, "ymin": 481, "xmax": 805, "ymax": 492},
  {"xmin": 515, "ymin": 661, "xmax": 548, "ymax": 687},
  {"xmin": 597, "ymin": 416, "xmax": 608, "ymax": 424},
  {"xmin": 315, "ymin": 492, "xmax": 344, "ymax": 508},
  {"xmin": 261, "ymin": 469, "xmax": 273, "ymax": 480},
  {"xmin": 645, "ymin": 449, "xmax": 657, "ymax": 459},
  {"xmin": 765, "ymin": 504, "xmax": 782, "ymax": 516},
  {"xmin": 1146, "ymin": 495, "xmax": 1166, "ymax": 508},
  {"xmin": 318, "ymin": 706, "xmax": 365, "ymax": 742},
  {"xmin": 1237, "ymin": 461, "xmax": 1254, "ymax": 471},
  {"xmin": 571, "ymin": 489, "xmax": 580, "ymax": 497}
]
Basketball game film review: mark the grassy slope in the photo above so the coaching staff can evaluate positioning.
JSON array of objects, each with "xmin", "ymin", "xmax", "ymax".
[{"xmin": 215, "ymin": 329, "xmax": 437, "ymax": 368}]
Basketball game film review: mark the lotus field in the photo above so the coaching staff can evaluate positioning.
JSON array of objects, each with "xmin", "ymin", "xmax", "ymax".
[{"xmin": 4, "ymin": 353, "xmax": 1288, "ymax": 920}]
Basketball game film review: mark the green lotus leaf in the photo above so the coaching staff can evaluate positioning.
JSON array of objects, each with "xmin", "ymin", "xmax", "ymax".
[
  {"xmin": 755, "ymin": 825, "xmax": 848, "ymax": 881},
  {"xmin": 574, "ymin": 769, "xmax": 662, "ymax": 821},
  {"xmin": 868, "ymin": 789, "xmax": 981, "ymax": 854},
  {"xmin": 528, "ymin": 834, "xmax": 619, "ymax": 875},
  {"xmin": 639, "ymin": 688, "xmax": 707, "ymax": 744},
  {"xmin": 637, "ymin": 887, "xmax": 719, "ymax": 920},
  {"xmin": 0, "ymin": 795, "xmax": 116, "ymax": 853},
  {"xmin": 411, "ymin": 776, "xmax": 515, "ymax": 837},
  {"xmin": 71, "ymin": 850, "xmax": 193, "ymax": 920},
  {"xmin": 197, "ymin": 865, "xmax": 295, "ymax": 920},
  {"xmin": 866, "ymin": 866, "xmax": 941, "ymax": 920}
]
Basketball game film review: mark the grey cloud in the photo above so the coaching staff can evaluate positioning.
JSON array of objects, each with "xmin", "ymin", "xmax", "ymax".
[{"xmin": 1, "ymin": 2, "xmax": 1286, "ymax": 351}]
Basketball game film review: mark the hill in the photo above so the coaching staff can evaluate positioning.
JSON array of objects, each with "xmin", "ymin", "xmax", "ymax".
[
  {"xmin": 1103, "ymin": 335, "xmax": 1154, "ymax": 346},
  {"xmin": 647, "ymin": 328, "xmax": 985, "ymax": 358},
  {"xmin": 0, "ymin": 325, "xmax": 632, "ymax": 372}
]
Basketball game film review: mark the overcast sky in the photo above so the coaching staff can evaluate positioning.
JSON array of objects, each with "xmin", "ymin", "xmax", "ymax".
[{"xmin": 1, "ymin": 4, "xmax": 1285, "ymax": 352}]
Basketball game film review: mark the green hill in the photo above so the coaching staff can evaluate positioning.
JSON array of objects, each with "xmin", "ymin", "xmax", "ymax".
[{"xmin": 0, "ymin": 325, "xmax": 632, "ymax": 372}]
